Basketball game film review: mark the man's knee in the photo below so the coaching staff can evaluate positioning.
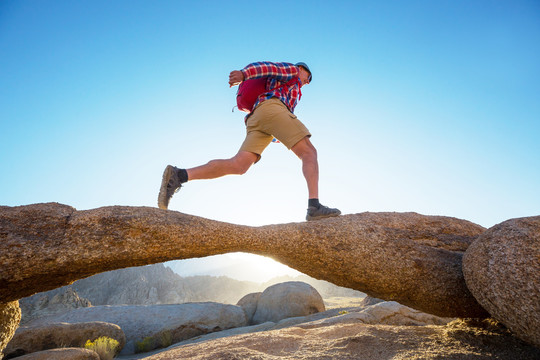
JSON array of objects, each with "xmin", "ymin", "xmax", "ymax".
[
  {"xmin": 231, "ymin": 152, "xmax": 257, "ymax": 174},
  {"xmin": 292, "ymin": 137, "xmax": 317, "ymax": 160},
  {"xmin": 234, "ymin": 161, "xmax": 251, "ymax": 175}
]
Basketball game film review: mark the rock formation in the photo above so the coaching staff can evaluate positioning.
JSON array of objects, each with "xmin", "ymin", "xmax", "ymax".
[
  {"xmin": 251, "ymin": 281, "xmax": 325, "ymax": 325},
  {"xmin": 24, "ymin": 302, "xmax": 247, "ymax": 355},
  {"xmin": 318, "ymin": 301, "xmax": 453, "ymax": 326},
  {"xmin": 0, "ymin": 301, "xmax": 20, "ymax": 355},
  {"xmin": 4, "ymin": 321, "xmax": 125, "ymax": 359},
  {"xmin": 236, "ymin": 292, "xmax": 261, "ymax": 324},
  {"xmin": 0, "ymin": 203, "xmax": 487, "ymax": 319},
  {"xmin": 167, "ymin": 300, "xmax": 453, "ymax": 350},
  {"xmin": 463, "ymin": 215, "xmax": 540, "ymax": 348}
]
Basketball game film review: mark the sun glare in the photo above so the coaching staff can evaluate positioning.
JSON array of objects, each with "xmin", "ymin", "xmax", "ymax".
[
  {"xmin": 166, "ymin": 252, "xmax": 303, "ymax": 283},
  {"xmin": 226, "ymin": 252, "xmax": 302, "ymax": 282}
]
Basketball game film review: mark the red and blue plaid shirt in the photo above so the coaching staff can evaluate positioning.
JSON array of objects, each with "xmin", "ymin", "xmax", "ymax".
[{"xmin": 240, "ymin": 61, "xmax": 302, "ymax": 113}]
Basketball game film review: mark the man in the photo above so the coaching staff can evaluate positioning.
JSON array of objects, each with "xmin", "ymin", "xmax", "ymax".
[{"xmin": 158, "ymin": 61, "xmax": 340, "ymax": 221}]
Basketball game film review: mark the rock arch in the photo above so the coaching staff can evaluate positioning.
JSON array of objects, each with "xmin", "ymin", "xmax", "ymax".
[{"xmin": 1, "ymin": 202, "xmax": 487, "ymax": 319}]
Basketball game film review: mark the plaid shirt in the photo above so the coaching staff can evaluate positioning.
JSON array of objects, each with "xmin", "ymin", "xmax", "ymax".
[{"xmin": 240, "ymin": 61, "xmax": 302, "ymax": 113}]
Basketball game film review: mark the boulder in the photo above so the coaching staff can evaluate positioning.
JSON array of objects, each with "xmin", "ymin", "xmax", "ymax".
[
  {"xmin": 0, "ymin": 203, "xmax": 487, "ymax": 317},
  {"xmin": 463, "ymin": 216, "xmax": 540, "ymax": 347},
  {"xmin": 236, "ymin": 292, "xmax": 261, "ymax": 324},
  {"xmin": 0, "ymin": 301, "xmax": 21, "ymax": 357},
  {"xmin": 288, "ymin": 301, "xmax": 451, "ymax": 329},
  {"xmin": 13, "ymin": 348, "xmax": 99, "ymax": 360},
  {"xmin": 252, "ymin": 281, "xmax": 325, "ymax": 325},
  {"xmin": 342, "ymin": 301, "xmax": 452, "ymax": 326},
  {"xmin": 4, "ymin": 321, "xmax": 125, "ymax": 358},
  {"xmin": 25, "ymin": 302, "xmax": 247, "ymax": 354}
]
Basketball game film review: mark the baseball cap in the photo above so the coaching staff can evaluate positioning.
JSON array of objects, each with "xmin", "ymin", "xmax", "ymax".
[{"xmin": 295, "ymin": 62, "xmax": 312, "ymax": 83}]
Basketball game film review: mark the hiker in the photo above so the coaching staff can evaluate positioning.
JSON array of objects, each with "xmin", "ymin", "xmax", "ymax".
[{"xmin": 158, "ymin": 61, "xmax": 341, "ymax": 221}]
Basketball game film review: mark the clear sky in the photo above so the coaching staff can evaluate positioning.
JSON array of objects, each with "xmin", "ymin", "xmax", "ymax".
[{"xmin": 1, "ymin": 1, "xmax": 539, "ymax": 280}]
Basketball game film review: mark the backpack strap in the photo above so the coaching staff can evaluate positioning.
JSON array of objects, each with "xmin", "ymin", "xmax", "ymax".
[
  {"xmin": 273, "ymin": 77, "xmax": 301, "ymax": 96},
  {"xmin": 266, "ymin": 77, "xmax": 302, "ymax": 106}
]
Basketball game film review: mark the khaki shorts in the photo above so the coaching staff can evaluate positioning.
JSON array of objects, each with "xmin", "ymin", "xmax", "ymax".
[{"xmin": 239, "ymin": 98, "xmax": 311, "ymax": 162}]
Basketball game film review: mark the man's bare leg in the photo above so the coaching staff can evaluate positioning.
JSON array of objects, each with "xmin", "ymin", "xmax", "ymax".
[
  {"xmin": 158, "ymin": 151, "xmax": 258, "ymax": 209},
  {"xmin": 187, "ymin": 151, "xmax": 258, "ymax": 180},
  {"xmin": 291, "ymin": 136, "xmax": 340, "ymax": 220},
  {"xmin": 291, "ymin": 137, "xmax": 319, "ymax": 199}
]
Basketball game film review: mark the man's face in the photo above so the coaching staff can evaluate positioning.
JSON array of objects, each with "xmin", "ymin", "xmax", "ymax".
[{"xmin": 298, "ymin": 66, "xmax": 311, "ymax": 87}]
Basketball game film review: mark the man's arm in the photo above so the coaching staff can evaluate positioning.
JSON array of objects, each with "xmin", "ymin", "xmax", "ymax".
[
  {"xmin": 229, "ymin": 62, "xmax": 299, "ymax": 87},
  {"xmin": 242, "ymin": 61, "xmax": 299, "ymax": 82}
]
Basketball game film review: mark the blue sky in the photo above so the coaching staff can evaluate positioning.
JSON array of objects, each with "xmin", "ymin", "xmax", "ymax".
[{"xmin": 1, "ymin": 1, "xmax": 539, "ymax": 279}]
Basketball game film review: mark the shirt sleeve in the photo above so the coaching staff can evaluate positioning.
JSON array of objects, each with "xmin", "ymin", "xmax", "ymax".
[{"xmin": 241, "ymin": 61, "xmax": 299, "ymax": 82}]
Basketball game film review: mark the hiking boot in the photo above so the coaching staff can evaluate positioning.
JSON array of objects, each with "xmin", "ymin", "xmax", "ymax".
[
  {"xmin": 306, "ymin": 204, "xmax": 341, "ymax": 221},
  {"xmin": 158, "ymin": 165, "xmax": 183, "ymax": 210}
]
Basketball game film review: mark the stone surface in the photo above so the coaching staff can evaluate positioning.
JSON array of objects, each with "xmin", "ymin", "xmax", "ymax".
[
  {"xmin": 252, "ymin": 281, "xmax": 325, "ymax": 325},
  {"xmin": 0, "ymin": 301, "xmax": 21, "ymax": 357},
  {"xmin": 463, "ymin": 216, "xmax": 540, "ymax": 347},
  {"xmin": 4, "ymin": 321, "xmax": 125, "ymax": 358},
  {"xmin": 14, "ymin": 348, "xmax": 99, "ymax": 360},
  {"xmin": 25, "ymin": 302, "xmax": 247, "ymax": 355},
  {"xmin": 157, "ymin": 303, "xmax": 448, "ymax": 354},
  {"xmin": 236, "ymin": 292, "xmax": 261, "ymax": 324},
  {"xmin": 0, "ymin": 203, "xmax": 488, "ymax": 317},
  {"xmin": 140, "ymin": 318, "xmax": 540, "ymax": 360},
  {"xmin": 313, "ymin": 301, "xmax": 453, "ymax": 327}
]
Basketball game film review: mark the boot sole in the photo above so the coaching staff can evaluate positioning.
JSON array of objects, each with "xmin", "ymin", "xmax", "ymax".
[
  {"xmin": 158, "ymin": 165, "xmax": 175, "ymax": 210},
  {"xmin": 306, "ymin": 211, "xmax": 341, "ymax": 221}
]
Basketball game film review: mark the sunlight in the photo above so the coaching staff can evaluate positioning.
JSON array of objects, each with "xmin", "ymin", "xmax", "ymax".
[
  {"xmin": 167, "ymin": 252, "xmax": 302, "ymax": 283},
  {"xmin": 227, "ymin": 252, "xmax": 303, "ymax": 282}
]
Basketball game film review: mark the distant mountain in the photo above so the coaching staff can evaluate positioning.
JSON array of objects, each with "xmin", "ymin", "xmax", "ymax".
[
  {"xmin": 19, "ymin": 286, "xmax": 91, "ymax": 324},
  {"xmin": 71, "ymin": 263, "xmax": 191, "ymax": 305},
  {"xmin": 180, "ymin": 275, "xmax": 261, "ymax": 304},
  {"xmin": 20, "ymin": 263, "xmax": 190, "ymax": 323},
  {"xmin": 260, "ymin": 275, "xmax": 364, "ymax": 299}
]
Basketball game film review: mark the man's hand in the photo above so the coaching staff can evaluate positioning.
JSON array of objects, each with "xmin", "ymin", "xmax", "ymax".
[{"xmin": 229, "ymin": 70, "xmax": 244, "ymax": 87}]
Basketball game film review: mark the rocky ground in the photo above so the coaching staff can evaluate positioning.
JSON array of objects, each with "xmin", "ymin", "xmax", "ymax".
[
  {"xmin": 135, "ymin": 323, "xmax": 538, "ymax": 360},
  {"xmin": 117, "ymin": 298, "xmax": 540, "ymax": 360}
]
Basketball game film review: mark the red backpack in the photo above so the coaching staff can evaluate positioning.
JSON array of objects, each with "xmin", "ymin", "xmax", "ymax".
[{"xmin": 236, "ymin": 77, "xmax": 299, "ymax": 113}]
